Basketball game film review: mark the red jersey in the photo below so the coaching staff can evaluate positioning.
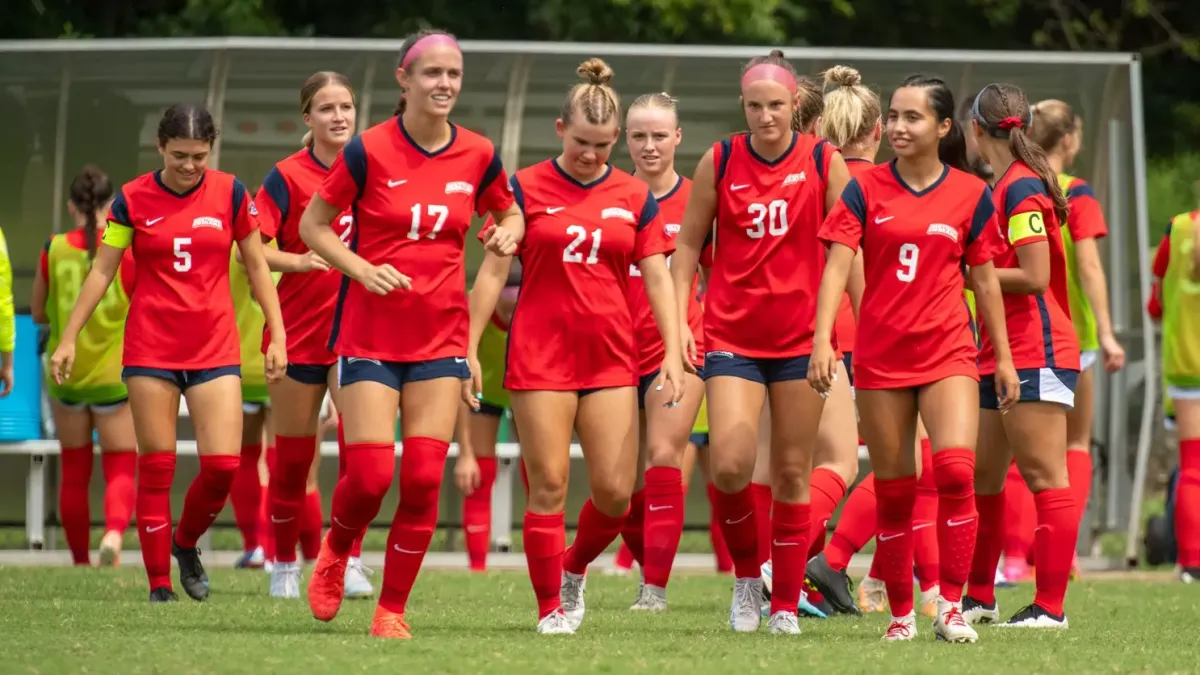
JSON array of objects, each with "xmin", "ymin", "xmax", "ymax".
[
  {"xmin": 105, "ymin": 170, "xmax": 256, "ymax": 369},
  {"xmin": 834, "ymin": 157, "xmax": 876, "ymax": 354},
  {"xmin": 255, "ymin": 147, "xmax": 353, "ymax": 366},
  {"xmin": 1062, "ymin": 177, "xmax": 1107, "ymax": 241},
  {"xmin": 977, "ymin": 163, "xmax": 1079, "ymax": 374},
  {"xmin": 40, "ymin": 229, "xmax": 137, "ymax": 294},
  {"xmin": 505, "ymin": 161, "xmax": 674, "ymax": 390},
  {"xmin": 319, "ymin": 120, "xmax": 512, "ymax": 362},
  {"xmin": 706, "ymin": 132, "xmax": 834, "ymax": 358},
  {"xmin": 628, "ymin": 175, "xmax": 704, "ymax": 375},
  {"xmin": 819, "ymin": 161, "xmax": 1007, "ymax": 389}
]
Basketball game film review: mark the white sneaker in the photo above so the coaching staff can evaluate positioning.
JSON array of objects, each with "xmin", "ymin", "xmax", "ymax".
[
  {"xmin": 343, "ymin": 557, "xmax": 375, "ymax": 598},
  {"xmin": 560, "ymin": 571, "xmax": 586, "ymax": 630},
  {"xmin": 883, "ymin": 612, "xmax": 917, "ymax": 641},
  {"xmin": 767, "ymin": 610, "xmax": 801, "ymax": 635},
  {"xmin": 933, "ymin": 596, "xmax": 979, "ymax": 643},
  {"xmin": 269, "ymin": 561, "xmax": 301, "ymax": 599},
  {"xmin": 729, "ymin": 577, "xmax": 764, "ymax": 632},
  {"xmin": 631, "ymin": 583, "xmax": 668, "ymax": 611},
  {"xmin": 537, "ymin": 610, "xmax": 576, "ymax": 635}
]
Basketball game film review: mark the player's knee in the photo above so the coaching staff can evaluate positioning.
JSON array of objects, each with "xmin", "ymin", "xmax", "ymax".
[
  {"xmin": 589, "ymin": 481, "xmax": 632, "ymax": 518},
  {"xmin": 933, "ymin": 451, "xmax": 975, "ymax": 496},
  {"xmin": 201, "ymin": 458, "xmax": 239, "ymax": 493},
  {"xmin": 770, "ymin": 462, "xmax": 809, "ymax": 502},
  {"xmin": 647, "ymin": 438, "xmax": 684, "ymax": 470}
]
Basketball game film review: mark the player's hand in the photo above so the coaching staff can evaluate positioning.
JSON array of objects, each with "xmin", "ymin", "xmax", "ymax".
[
  {"xmin": 264, "ymin": 338, "xmax": 288, "ymax": 383},
  {"xmin": 482, "ymin": 225, "xmax": 519, "ymax": 257},
  {"xmin": 994, "ymin": 360, "xmax": 1021, "ymax": 414},
  {"xmin": 681, "ymin": 325, "xmax": 699, "ymax": 365},
  {"xmin": 461, "ymin": 355, "xmax": 483, "ymax": 411},
  {"xmin": 49, "ymin": 340, "xmax": 76, "ymax": 385},
  {"xmin": 806, "ymin": 339, "xmax": 839, "ymax": 397},
  {"xmin": 357, "ymin": 263, "xmax": 411, "ymax": 295},
  {"xmin": 454, "ymin": 453, "xmax": 481, "ymax": 496},
  {"xmin": 302, "ymin": 251, "xmax": 330, "ymax": 273},
  {"xmin": 655, "ymin": 356, "xmax": 686, "ymax": 407},
  {"xmin": 1100, "ymin": 333, "xmax": 1126, "ymax": 373},
  {"xmin": 0, "ymin": 360, "xmax": 12, "ymax": 397}
]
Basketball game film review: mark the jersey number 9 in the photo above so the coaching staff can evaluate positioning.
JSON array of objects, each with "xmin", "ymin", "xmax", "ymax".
[
  {"xmin": 897, "ymin": 243, "xmax": 919, "ymax": 283},
  {"xmin": 746, "ymin": 200, "xmax": 789, "ymax": 239}
]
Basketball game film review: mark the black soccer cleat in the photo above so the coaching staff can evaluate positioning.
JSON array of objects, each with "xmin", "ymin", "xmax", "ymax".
[
  {"xmin": 172, "ymin": 542, "xmax": 211, "ymax": 601},
  {"xmin": 149, "ymin": 587, "xmax": 179, "ymax": 603},
  {"xmin": 999, "ymin": 603, "xmax": 1068, "ymax": 629},
  {"xmin": 804, "ymin": 552, "xmax": 861, "ymax": 616}
]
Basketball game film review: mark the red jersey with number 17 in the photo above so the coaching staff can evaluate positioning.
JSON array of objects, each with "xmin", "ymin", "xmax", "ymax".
[
  {"xmin": 833, "ymin": 157, "xmax": 876, "ymax": 354},
  {"xmin": 255, "ymin": 147, "xmax": 354, "ymax": 366},
  {"xmin": 505, "ymin": 161, "xmax": 675, "ymax": 391},
  {"xmin": 319, "ymin": 120, "xmax": 512, "ymax": 362},
  {"xmin": 706, "ymin": 132, "xmax": 834, "ymax": 358},
  {"xmin": 819, "ymin": 161, "xmax": 1007, "ymax": 389}
]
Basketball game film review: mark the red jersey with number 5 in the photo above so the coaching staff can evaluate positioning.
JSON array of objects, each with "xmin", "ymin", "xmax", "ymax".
[
  {"xmin": 706, "ymin": 132, "xmax": 834, "ymax": 358},
  {"xmin": 255, "ymin": 147, "xmax": 353, "ymax": 366},
  {"xmin": 819, "ymin": 161, "xmax": 1007, "ymax": 389},
  {"xmin": 834, "ymin": 157, "xmax": 876, "ymax": 354},
  {"xmin": 977, "ymin": 162, "xmax": 1079, "ymax": 374},
  {"xmin": 104, "ymin": 169, "xmax": 257, "ymax": 369},
  {"xmin": 627, "ymin": 175, "xmax": 704, "ymax": 375},
  {"xmin": 319, "ymin": 120, "xmax": 512, "ymax": 362},
  {"xmin": 505, "ymin": 161, "xmax": 674, "ymax": 390}
]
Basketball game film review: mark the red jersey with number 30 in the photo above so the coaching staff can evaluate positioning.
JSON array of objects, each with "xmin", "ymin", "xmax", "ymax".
[
  {"xmin": 977, "ymin": 162, "xmax": 1079, "ymax": 374},
  {"xmin": 505, "ymin": 161, "xmax": 674, "ymax": 390},
  {"xmin": 706, "ymin": 132, "xmax": 834, "ymax": 358},
  {"xmin": 255, "ymin": 147, "xmax": 353, "ymax": 366},
  {"xmin": 104, "ymin": 170, "xmax": 257, "ymax": 369},
  {"xmin": 319, "ymin": 120, "xmax": 512, "ymax": 363},
  {"xmin": 628, "ymin": 175, "xmax": 704, "ymax": 375},
  {"xmin": 834, "ymin": 157, "xmax": 876, "ymax": 354},
  {"xmin": 819, "ymin": 162, "xmax": 1007, "ymax": 389}
]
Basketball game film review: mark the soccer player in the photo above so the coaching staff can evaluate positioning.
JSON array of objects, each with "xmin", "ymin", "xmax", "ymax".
[
  {"xmin": 48, "ymin": 102, "xmax": 287, "ymax": 603},
  {"xmin": 31, "ymin": 165, "xmax": 137, "ymax": 567},
  {"xmin": 808, "ymin": 74, "xmax": 1018, "ymax": 642},
  {"xmin": 669, "ymin": 50, "xmax": 851, "ymax": 635},
  {"xmin": 299, "ymin": 30, "xmax": 522, "ymax": 639},
  {"xmin": 957, "ymin": 84, "xmax": 1080, "ymax": 630},
  {"xmin": 254, "ymin": 71, "xmax": 372, "ymax": 599}
]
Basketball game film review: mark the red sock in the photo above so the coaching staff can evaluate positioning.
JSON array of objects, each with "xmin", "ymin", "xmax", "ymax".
[
  {"xmin": 564, "ymin": 499, "xmax": 628, "ymax": 575},
  {"xmin": 300, "ymin": 489, "xmax": 323, "ymax": 562},
  {"xmin": 806, "ymin": 468, "xmax": 847, "ymax": 559},
  {"xmin": 335, "ymin": 418, "xmax": 365, "ymax": 559},
  {"xmin": 934, "ymin": 448, "xmax": 977, "ymax": 603},
  {"xmin": 826, "ymin": 473, "xmax": 876, "ymax": 572},
  {"xmin": 1004, "ymin": 461, "xmax": 1035, "ymax": 563},
  {"xmin": 715, "ymin": 485, "xmax": 760, "ymax": 578},
  {"xmin": 524, "ymin": 511, "xmax": 566, "ymax": 618},
  {"xmin": 59, "ymin": 444, "xmax": 94, "ymax": 565},
  {"xmin": 620, "ymin": 489, "xmax": 646, "ymax": 566},
  {"xmin": 1177, "ymin": 439, "xmax": 1200, "ymax": 567},
  {"xmin": 101, "ymin": 450, "xmax": 136, "ymax": 534},
  {"xmin": 379, "ymin": 437, "xmax": 449, "ymax": 615},
  {"xmin": 136, "ymin": 452, "xmax": 177, "ymax": 590},
  {"xmin": 643, "ymin": 466, "xmax": 685, "ymax": 588},
  {"xmin": 175, "ymin": 454, "xmax": 240, "ymax": 548},
  {"xmin": 270, "ymin": 435, "xmax": 316, "ymax": 563},
  {"xmin": 1032, "ymin": 487, "xmax": 1077, "ymax": 616},
  {"xmin": 913, "ymin": 439, "xmax": 940, "ymax": 591},
  {"xmin": 327, "ymin": 442, "xmax": 394, "ymax": 557},
  {"xmin": 875, "ymin": 475, "xmax": 918, "ymax": 617},
  {"xmin": 770, "ymin": 500, "xmax": 811, "ymax": 615},
  {"xmin": 614, "ymin": 541, "xmax": 636, "ymax": 569},
  {"xmin": 463, "ymin": 456, "xmax": 497, "ymax": 571},
  {"xmin": 966, "ymin": 492, "xmax": 1005, "ymax": 605},
  {"xmin": 707, "ymin": 482, "xmax": 733, "ymax": 573},
  {"xmin": 752, "ymin": 482, "xmax": 772, "ymax": 566},
  {"xmin": 229, "ymin": 442, "xmax": 263, "ymax": 552},
  {"xmin": 1066, "ymin": 449, "xmax": 1093, "ymax": 527},
  {"xmin": 259, "ymin": 467, "xmax": 275, "ymax": 563}
]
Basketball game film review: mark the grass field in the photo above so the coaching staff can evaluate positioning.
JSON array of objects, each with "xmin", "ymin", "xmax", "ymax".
[{"xmin": 3, "ymin": 564, "xmax": 1198, "ymax": 675}]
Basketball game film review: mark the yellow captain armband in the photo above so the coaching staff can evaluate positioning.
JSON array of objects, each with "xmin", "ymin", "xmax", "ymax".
[
  {"xmin": 1008, "ymin": 211, "xmax": 1046, "ymax": 246},
  {"xmin": 101, "ymin": 222, "xmax": 134, "ymax": 249}
]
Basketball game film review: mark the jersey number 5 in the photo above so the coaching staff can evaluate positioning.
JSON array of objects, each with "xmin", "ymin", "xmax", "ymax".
[
  {"xmin": 746, "ymin": 200, "xmax": 789, "ymax": 239},
  {"xmin": 407, "ymin": 204, "xmax": 449, "ymax": 240},
  {"xmin": 563, "ymin": 225, "xmax": 601, "ymax": 265},
  {"xmin": 896, "ymin": 243, "xmax": 918, "ymax": 282},
  {"xmin": 174, "ymin": 237, "xmax": 192, "ymax": 272}
]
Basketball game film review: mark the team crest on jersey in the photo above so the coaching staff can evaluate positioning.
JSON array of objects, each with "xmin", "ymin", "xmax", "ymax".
[
  {"xmin": 248, "ymin": 200, "xmax": 259, "ymax": 216},
  {"xmin": 445, "ymin": 181, "xmax": 474, "ymax": 196},
  {"xmin": 783, "ymin": 172, "xmax": 806, "ymax": 186},
  {"xmin": 602, "ymin": 207, "xmax": 635, "ymax": 222},
  {"xmin": 927, "ymin": 223, "xmax": 958, "ymax": 242},
  {"xmin": 665, "ymin": 223, "xmax": 681, "ymax": 237},
  {"xmin": 192, "ymin": 216, "xmax": 223, "ymax": 230}
]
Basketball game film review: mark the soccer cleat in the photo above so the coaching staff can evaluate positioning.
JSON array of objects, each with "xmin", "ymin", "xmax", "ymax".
[
  {"xmin": 149, "ymin": 587, "xmax": 178, "ymax": 603},
  {"xmin": 798, "ymin": 590, "xmax": 829, "ymax": 619},
  {"xmin": 760, "ymin": 560, "xmax": 773, "ymax": 617},
  {"xmin": 269, "ymin": 561, "xmax": 302, "ymax": 599},
  {"xmin": 171, "ymin": 542, "xmax": 210, "ymax": 601},
  {"xmin": 920, "ymin": 585, "xmax": 940, "ymax": 618},
  {"xmin": 857, "ymin": 575, "xmax": 887, "ymax": 613},
  {"xmin": 368, "ymin": 605, "xmax": 412, "ymax": 640},
  {"xmin": 537, "ymin": 610, "xmax": 576, "ymax": 635},
  {"xmin": 234, "ymin": 546, "xmax": 265, "ymax": 569},
  {"xmin": 1179, "ymin": 567, "xmax": 1199, "ymax": 584},
  {"xmin": 729, "ymin": 577, "xmax": 764, "ymax": 633},
  {"xmin": 344, "ymin": 557, "xmax": 375, "ymax": 599},
  {"xmin": 767, "ymin": 611, "xmax": 802, "ymax": 635},
  {"xmin": 998, "ymin": 603, "xmax": 1069, "ymax": 629},
  {"xmin": 308, "ymin": 535, "xmax": 349, "ymax": 622},
  {"xmin": 1003, "ymin": 557, "xmax": 1032, "ymax": 584},
  {"xmin": 98, "ymin": 530, "xmax": 122, "ymax": 567},
  {"xmin": 560, "ymin": 571, "xmax": 586, "ymax": 630},
  {"xmin": 961, "ymin": 595, "xmax": 1000, "ymax": 625},
  {"xmin": 630, "ymin": 583, "xmax": 668, "ymax": 612},
  {"xmin": 994, "ymin": 564, "xmax": 1016, "ymax": 589},
  {"xmin": 804, "ymin": 552, "xmax": 861, "ymax": 615},
  {"xmin": 933, "ymin": 597, "xmax": 979, "ymax": 643},
  {"xmin": 883, "ymin": 612, "xmax": 917, "ymax": 641}
]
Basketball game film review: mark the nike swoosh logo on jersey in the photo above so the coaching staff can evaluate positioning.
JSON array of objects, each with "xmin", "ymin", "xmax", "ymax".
[
  {"xmin": 146, "ymin": 217, "xmax": 164, "ymax": 226},
  {"xmin": 874, "ymin": 215, "xmax": 894, "ymax": 224},
  {"xmin": 730, "ymin": 184, "xmax": 749, "ymax": 191},
  {"xmin": 546, "ymin": 206, "xmax": 566, "ymax": 214},
  {"xmin": 387, "ymin": 179, "xmax": 407, "ymax": 188}
]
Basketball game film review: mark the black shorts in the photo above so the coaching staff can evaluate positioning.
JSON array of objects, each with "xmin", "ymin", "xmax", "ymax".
[
  {"xmin": 703, "ymin": 351, "xmax": 809, "ymax": 385},
  {"xmin": 122, "ymin": 365, "xmax": 241, "ymax": 391},
  {"xmin": 338, "ymin": 356, "xmax": 470, "ymax": 392}
]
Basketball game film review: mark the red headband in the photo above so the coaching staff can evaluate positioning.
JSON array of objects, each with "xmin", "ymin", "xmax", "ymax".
[
  {"xmin": 740, "ymin": 64, "xmax": 797, "ymax": 94},
  {"xmin": 998, "ymin": 116, "xmax": 1025, "ymax": 131},
  {"xmin": 401, "ymin": 34, "xmax": 461, "ymax": 69}
]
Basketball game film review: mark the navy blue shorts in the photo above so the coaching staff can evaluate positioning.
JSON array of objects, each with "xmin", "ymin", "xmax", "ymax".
[
  {"xmin": 122, "ymin": 365, "xmax": 241, "ymax": 392},
  {"xmin": 637, "ymin": 367, "xmax": 706, "ymax": 410},
  {"xmin": 473, "ymin": 401, "xmax": 506, "ymax": 417},
  {"xmin": 287, "ymin": 363, "xmax": 333, "ymax": 386},
  {"xmin": 842, "ymin": 352, "xmax": 854, "ymax": 388},
  {"xmin": 702, "ymin": 351, "xmax": 809, "ymax": 385},
  {"xmin": 338, "ymin": 355, "xmax": 470, "ymax": 392},
  {"xmin": 689, "ymin": 432, "xmax": 710, "ymax": 447},
  {"xmin": 979, "ymin": 367, "xmax": 1079, "ymax": 410}
]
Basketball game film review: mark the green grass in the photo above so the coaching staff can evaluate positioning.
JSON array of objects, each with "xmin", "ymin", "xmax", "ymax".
[{"xmin": 2, "ymin": 566, "xmax": 1198, "ymax": 674}]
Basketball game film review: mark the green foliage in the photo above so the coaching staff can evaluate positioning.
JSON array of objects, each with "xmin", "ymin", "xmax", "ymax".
[{"xmin": 1147, "ymin": 153, "xmax": 1200, "ymax": 236}]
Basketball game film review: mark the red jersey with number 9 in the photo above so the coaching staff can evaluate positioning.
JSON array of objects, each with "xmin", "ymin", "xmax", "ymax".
[
  {"xmin": 255, "ymin": 147, "xmax": 353, "ymax": 366},
  {"xmin": 627, "ymin": 175, "xmax": 705, "ymax": 375},
  {"xmin": 819, "ymin": 161, "xmax": 1007, "ymax": 389},
  {"xmin": 103, "ymin": 169, "xmax": 257, "ymax": 369},
  {"xmin": 505, "ymin": 160, "xmax": 675, "ymax": 390},
  {"xmin": 706, "ymin": 132, "xmax": 834, "ymax": 358},
  {"xmin": 318, "ymin": 120, "xmax": 512, "ymax": 363},
  {"xmin": 977, "ymin": 162, "xmax": 1079, "ymax": 374},
  {"xmin": 834, "ymin": 157, "xmax": 877, "ymax": 354}
]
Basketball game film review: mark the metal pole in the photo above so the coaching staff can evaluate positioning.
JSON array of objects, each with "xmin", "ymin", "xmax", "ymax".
[
  {"xmin": 662, "ymin": 58, "xmax": 678, "ymax": 96},
  {"xmin": 207, "ymin": 51, "xmax": 231, "ymax": 170},
  {"xmin": 1105, "ymin": 116, "xmax": 1127, "ymax": 533},
  {"xmin": 50, "ymin": 55, "xmax": 71, "ymax": 235},
  {"xmin": 358, "ymin": 56, "xmax": 377, "ymax": 132},
  {"xmin": 499, "ymin": 55, "xmax": 532, "ymax": 172}
]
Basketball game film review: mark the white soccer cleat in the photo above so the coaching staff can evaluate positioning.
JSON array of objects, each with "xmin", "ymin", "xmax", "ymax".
[
  {"xmin": 767, "ymin": 610, "xmax": 801, "ymax": 635},
  {"xmin": 997, "ymin": 603, "xmax": 1069, "ymax": 629},
  {"xmin": 962, "ymin": 595, "xmax": 1000, "ymax": 625},
  {"xmin": 883, "ymin": 612, "xmax": 917, "ymax": 641},
  {"xmin": 343, "ymin": 557, "xmax": 375, "ymax": 599},
  {"xmin": 630, "ymin": 583, "xmax": 668, "ymax": 612},
  {"xmin": 537, "ymin": 610, "xmax": 576, "ymax": 635},
  {"xmin": 560, "ymin": 571, "xmax": 587, "ymax": 630},
  {"xmin": 857, "ymin": 574, "xmax": 887, "ymax": 613},
  {"xmin": 269, "ymin": 561, "xmax": 302, "ymax": 599},
  {"xmin": 933, "ymin": 596, "xmax": 979, "ymax": 643},
  {"xmin": 729, "ymin": 577, "xmax": 765, "ymax": 632}
]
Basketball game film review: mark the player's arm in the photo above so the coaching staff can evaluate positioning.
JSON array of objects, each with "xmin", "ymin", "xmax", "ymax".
[
  {"xmin": 969, "ymin": 261, "xmax": 1014, "ymax": 359},
  {"xmin": 31, "ymin": 242, "xmax": 50, "ymax": 325},
  {"xmin": 993, "ymin": 209, "xmax": 1049, "ymax": 294},
  {"xmin": 1148, "ymin": 229, "xmax": 1171, "ymax": 321},
  {"xmin": 636, "ymin": 192, "xmax": 683, "ymax": 371},
  {"xmin": 964, "ymin": 188, "xmax": 1016, "ymax": 370},
  {"xmin": 815, "ymin": 178, "xmax": 865, "ymax": 346},
  {"xmin": 674, "ymin": 148, "xmax": 717, "ymax": 329},
  {"xmin": 846, "ymin": 250, "xmax": 865, "ymax": 320},
  {"xmin": 238, "ymin": 232, "xmax": 285, "ymax": 342},
  {"xmin": 469, "ymin": 249, "xmax": 513, "ymax": 360}
]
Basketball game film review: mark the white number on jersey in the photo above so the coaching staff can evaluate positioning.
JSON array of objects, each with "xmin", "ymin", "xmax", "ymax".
[
  {"xmin": 407, "ymin": 204, "xmax": 450, "ymax": 240},
  {"xmin": 174, "ymin": 237, "xmax": 192, "ymax": 272},
  {"xmin": 896, "ymin": 243, "xmax": 919, "ymax": 282},
  {"xmin": 629, "ymin": 253, "xmax": 672, "ymax": 277},
  {"xmin": 745, "ymin": 200, "xmax": 789, "ymax": 239},
  {"xmin": 563, "ymin": 225, "xmax": 602, "ymax": 265},
  {"xmin": 337, "ymin": 214, "xmax": 354, "ymax": 246}
]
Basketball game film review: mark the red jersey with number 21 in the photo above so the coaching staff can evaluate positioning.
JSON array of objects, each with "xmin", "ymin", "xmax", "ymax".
[{"xmin": 819, "ymin": 162, "xmax": 1007, "ymax": 389}]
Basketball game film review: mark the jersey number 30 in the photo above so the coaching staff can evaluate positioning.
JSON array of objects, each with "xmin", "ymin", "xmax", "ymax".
[{"xmin": 746, "ymin": 200, "xmax": 789, "ymax": 239}]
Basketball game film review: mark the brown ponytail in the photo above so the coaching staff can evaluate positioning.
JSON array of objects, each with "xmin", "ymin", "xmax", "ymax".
[{"xmin": 68, "ymin": 165, "xmax": 114, "ymax": 260}]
